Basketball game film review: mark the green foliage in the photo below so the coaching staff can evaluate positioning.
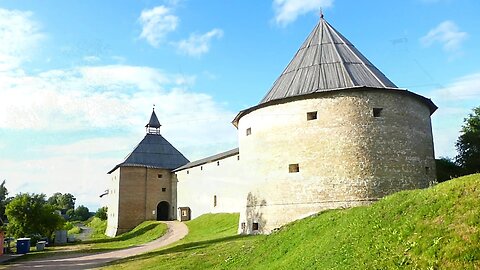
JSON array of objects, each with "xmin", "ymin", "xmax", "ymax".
[
  {"xmin": 456, "ymin": 106, "xmax": 480, "ymax": 174},
  {"xmin": 86, "ymin": 217, "xmax": 108, "ymax": 239},
  {"xmin": 47, "ymin": 192, "xmax": 76, "ymax": 213},
  {"xmin": 66, "ymin": 208, "xmax": 75, "ymax": 220},
  {"xmin": 6, "ymin": 193, "xmax": 65, "ymax": 238},
  {"xmin": 95, "ymin": 206, "xmax": 108, "ymax": 221},
  {"xmin": 436, "ymin": 157, "xmax": 462, "ymax": 182},
  {"xmin": 68, "ymin": 226, "xmax": 82, "ymax": 235},
  {"xmin": 73, "ymin": 205, "xmax": 91, "ymax": 221},
  {"xmin": 0, "ymin": 180, "xmax": 12, "ymax": 221},
  {"xmin": 63, "ymin": 221, "xmax": 75, "ymax": 231},
  {"xmin": 105, "ymin": 175, "xmax": 480, "ymax": 270}
]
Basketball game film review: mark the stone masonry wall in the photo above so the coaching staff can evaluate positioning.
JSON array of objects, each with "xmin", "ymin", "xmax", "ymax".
[
  {"xmin": 107, "ymin": 166, "xmax": 174, "ymax": 236},
  {"xmin": 237, "ymin": 89, "xmax": 436, "ymax": 234}
]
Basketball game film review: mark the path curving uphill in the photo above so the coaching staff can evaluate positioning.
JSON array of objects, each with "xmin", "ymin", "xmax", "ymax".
[{"xmin": 8, "ymin": 221, "xmax": 188, "ymax": 270}]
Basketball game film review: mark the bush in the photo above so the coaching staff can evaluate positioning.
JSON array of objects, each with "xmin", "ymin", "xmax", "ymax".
[{"xmin": 95, "ymin": 206, "xmax": 108, "ymax": 221}]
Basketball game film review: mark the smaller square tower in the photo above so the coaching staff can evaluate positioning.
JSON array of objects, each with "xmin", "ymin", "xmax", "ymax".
[{"xmin": 105, "ymin": 108, "xmax": 189, "ymax": 237}]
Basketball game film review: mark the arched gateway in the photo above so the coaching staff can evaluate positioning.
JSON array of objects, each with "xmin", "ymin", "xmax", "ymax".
[{"xmin": 157, "ymin": 201, "xmax": 170, "ymax": 221}]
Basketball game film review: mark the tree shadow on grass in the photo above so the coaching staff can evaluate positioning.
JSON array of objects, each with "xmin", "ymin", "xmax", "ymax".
[
  {"xmin": 107, "ymin": 234, "xmax": 251, "ymax": 266},
  {"xmin": 83, "ymin": 223, "xmax": 161, "ymax": 244}
]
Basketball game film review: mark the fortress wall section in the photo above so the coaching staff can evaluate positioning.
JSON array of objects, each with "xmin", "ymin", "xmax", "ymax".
[
  {"xmin": 237, "ymin": 89, "xmax": 435, "ymax": 234},
  {"xmin": 176, "ymin": 153, "xmax": 247, "ymax": 220},
  {"xmin": 106, "ymin": 170, "xmax": 120, "ymax": 237}
]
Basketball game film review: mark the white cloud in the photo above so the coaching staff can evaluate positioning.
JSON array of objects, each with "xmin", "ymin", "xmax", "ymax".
[
  {"xmin": 83, "ymin": 55, "xmax": 100, "ymax": 63},
  {"xmin": 0, "ymin": 7, "xmax": 236, "ymax": 213},
  {"xmin": 0, "ymin": 8, "xmax": 44, "ymax": 71},
  {"xmin": 429, "ymin": 72, "xmax": 480, "ymax": 158},
  {"xmin": 176, "ymin": 29, "xmax": 223, "ymax": 57},
  {"xmin": 421, "ymin": 20, "xmax": 468, "ymax": 52},
  {"xmin": 139, "ymin": 6, "xmax": 179, "ymax": 47},
  {"xmin": 0, "ymin": 63, "xmax": 237, "ymax": 208},
  {"xmin": 429, "ymin": 73, "xmax": 480, "ymax": 101},
  {"xmin": 273, "ymin": 0, "xmax": 334, "ymax": 26}
]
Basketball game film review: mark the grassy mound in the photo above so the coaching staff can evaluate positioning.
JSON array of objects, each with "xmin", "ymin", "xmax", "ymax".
[
  {"xmin": 81, "ymin": 220, "xmax": 168, "ymax": 251},
  {"xmin": 104, "ymin": 174, "xmax": 480, "ymax": 269},
  {"xmin": 226, "ymin": 174, "xmax": 480, "ymax": 269},
  {"xmin": 104, "ymin": 213, "xmax": 243, "ymax": 269}
]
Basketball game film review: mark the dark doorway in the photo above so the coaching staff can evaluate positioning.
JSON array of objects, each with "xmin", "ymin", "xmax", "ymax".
[{"xmin": 157, "ymin": 201, "xmax": 170, "ymax": 221}]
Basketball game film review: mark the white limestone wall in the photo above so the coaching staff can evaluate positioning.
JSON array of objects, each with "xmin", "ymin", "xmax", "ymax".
[
  {"xmin": 175, "ymin": 153, "xmax": 248, "ymax": 220},
  {"xmin": 105, "ymin": 170, "xmax": 120, "ymax": 237},
  {"xmin": 237, "ymin": 89, "xmax": 435, "ymax": 234}
]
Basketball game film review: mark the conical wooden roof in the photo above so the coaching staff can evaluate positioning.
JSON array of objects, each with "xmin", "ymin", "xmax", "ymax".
[{"xmin": 260, "ymin": 17, "xmax": 397, "ymax": 104}]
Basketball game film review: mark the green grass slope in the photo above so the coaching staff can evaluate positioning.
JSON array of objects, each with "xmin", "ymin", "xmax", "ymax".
[
  {"xmin": 105, "ymin": 174, "xmax": 480, "ymax": 269},
  {"xmin": 80, "ymin": 220, "xmax": 168, "ymax": 251},
  {"xmin": 227, "ymin": 174, "xmax": 480, "ymax": 269},
  {"xmin": 104, "ymin": 213, "xmax": 245, "ymax": 269}
]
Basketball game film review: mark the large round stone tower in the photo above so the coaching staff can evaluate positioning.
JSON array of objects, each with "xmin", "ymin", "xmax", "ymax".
[{"xmin": 234, "ymin": 17, "xmax": 437, "ymax": 234}]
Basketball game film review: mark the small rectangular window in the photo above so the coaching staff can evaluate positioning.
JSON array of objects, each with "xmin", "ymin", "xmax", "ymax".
[
  {"xmin": 237, "ymin": 155, "xmax": 240, "ymax": 161},
  {"xmin": 289, "ymin": 164, "xmax": 299, "ymax": 173},
  {"xmin": 200, "ymin": 166, "xmax": 203, "ymax": 171},
  {"xmin": 252, "ymin": 222, "xmax": 259, "ymax": 231},
  {"xmin": 217, "ymin": 161, "xmax": 220, "ymax": 166},
  {"xmin": 158, "ymin": 174, "xmax": 162, "ymax": 178},
  {"xmin": 246, "ymin": 127, "xmax": 252, "ymax": 136},
  {"xmin": 425, "ymin": 166, "xmax": 430, "ymax": 174},
  {"xmin": 373, "ymin": 108, "xmax": 383, "ymax": 117},
  {"xmin": 162, "ymin": 188, "xmax": 166, "ymax": 192},
  {"xmin": 214, "ymin": 195, "xmax": 217, "ymax": 207},
  {"xmin": 187, "ymin": 170, "xmax": 189, "ymax": 175},
  {"xmin": 307, "ymin": 111, "xmax": 317, "ymax": 120}
]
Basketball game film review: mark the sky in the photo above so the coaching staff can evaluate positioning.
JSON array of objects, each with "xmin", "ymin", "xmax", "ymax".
[{"xmin": 0, "ymin": 0, "xmax": 479, "ymax": 211}]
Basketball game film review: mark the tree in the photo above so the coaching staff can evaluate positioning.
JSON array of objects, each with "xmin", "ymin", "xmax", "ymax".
[
  {"xmin": 5, "ymin": 193, "xmax": 64, "ymax": 238},
  {"xmin": 455, "ymin": 106, "xmax": 480, "ymax": 174},
  {"xmin": 95, "ymin": 206, "xmax": 108, "ymax": 221},
  {"xmin": 73, "ymin": 205, "xmax": 91, "ymax": 221},
  {"xmin": 435, "ymin": 157, "xmax": 461, "ymax": 182},
  {"xmin": 47, "ymin": 192, "xmax": 76, "ymax": 213},
  {"xmin": 0, "ymin": 180, "xmax": 12, "ymax": 220}
]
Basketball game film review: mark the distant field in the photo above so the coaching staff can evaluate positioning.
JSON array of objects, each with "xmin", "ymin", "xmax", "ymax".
[{"xmin": 104, "ymin": 174, "xmax": 480, "ymax": 269}]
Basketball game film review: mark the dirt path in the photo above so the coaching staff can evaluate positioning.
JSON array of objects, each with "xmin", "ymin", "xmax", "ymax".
[
  {"xmin": 76, "ymin": 224, "xmax": 93, "ymax": 241},
  {"xmin": 7, "ymin": 221, "xmax": 188, "ymax": 270}
]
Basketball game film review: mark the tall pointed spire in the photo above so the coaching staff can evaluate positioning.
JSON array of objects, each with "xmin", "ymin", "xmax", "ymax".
[
  {"xmin": 145, "ymin": 108, "xmax": 161, "ymax": 135},
  {"xmin": 260, "ymin": 17, "xmax": 397, "ymax": 104}
]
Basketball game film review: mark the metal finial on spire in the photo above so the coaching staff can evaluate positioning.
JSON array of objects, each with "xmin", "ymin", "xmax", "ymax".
[{"xmin": 320, "ymin": 8, "xmax": 324, "ymax": 19}]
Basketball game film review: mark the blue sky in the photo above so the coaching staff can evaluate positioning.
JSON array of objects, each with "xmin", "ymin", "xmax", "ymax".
[{"xmin": 0, "ymin": 0, "xmax": 479, "ymax": 210}]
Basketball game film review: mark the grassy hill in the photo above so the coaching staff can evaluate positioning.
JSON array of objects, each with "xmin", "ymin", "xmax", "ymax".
[{"xmin": 105, "ymin": 174, "xmax": 480, "ymax": 269}]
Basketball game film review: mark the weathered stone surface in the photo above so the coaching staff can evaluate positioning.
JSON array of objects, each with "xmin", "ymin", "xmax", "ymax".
[
  {"xmin": 237, "ymin": 89, "xmax": 435, "ymax": 233},
  {"xmin": 106, "ymin": 167, "xmax": 175, "ymax": 237}
]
